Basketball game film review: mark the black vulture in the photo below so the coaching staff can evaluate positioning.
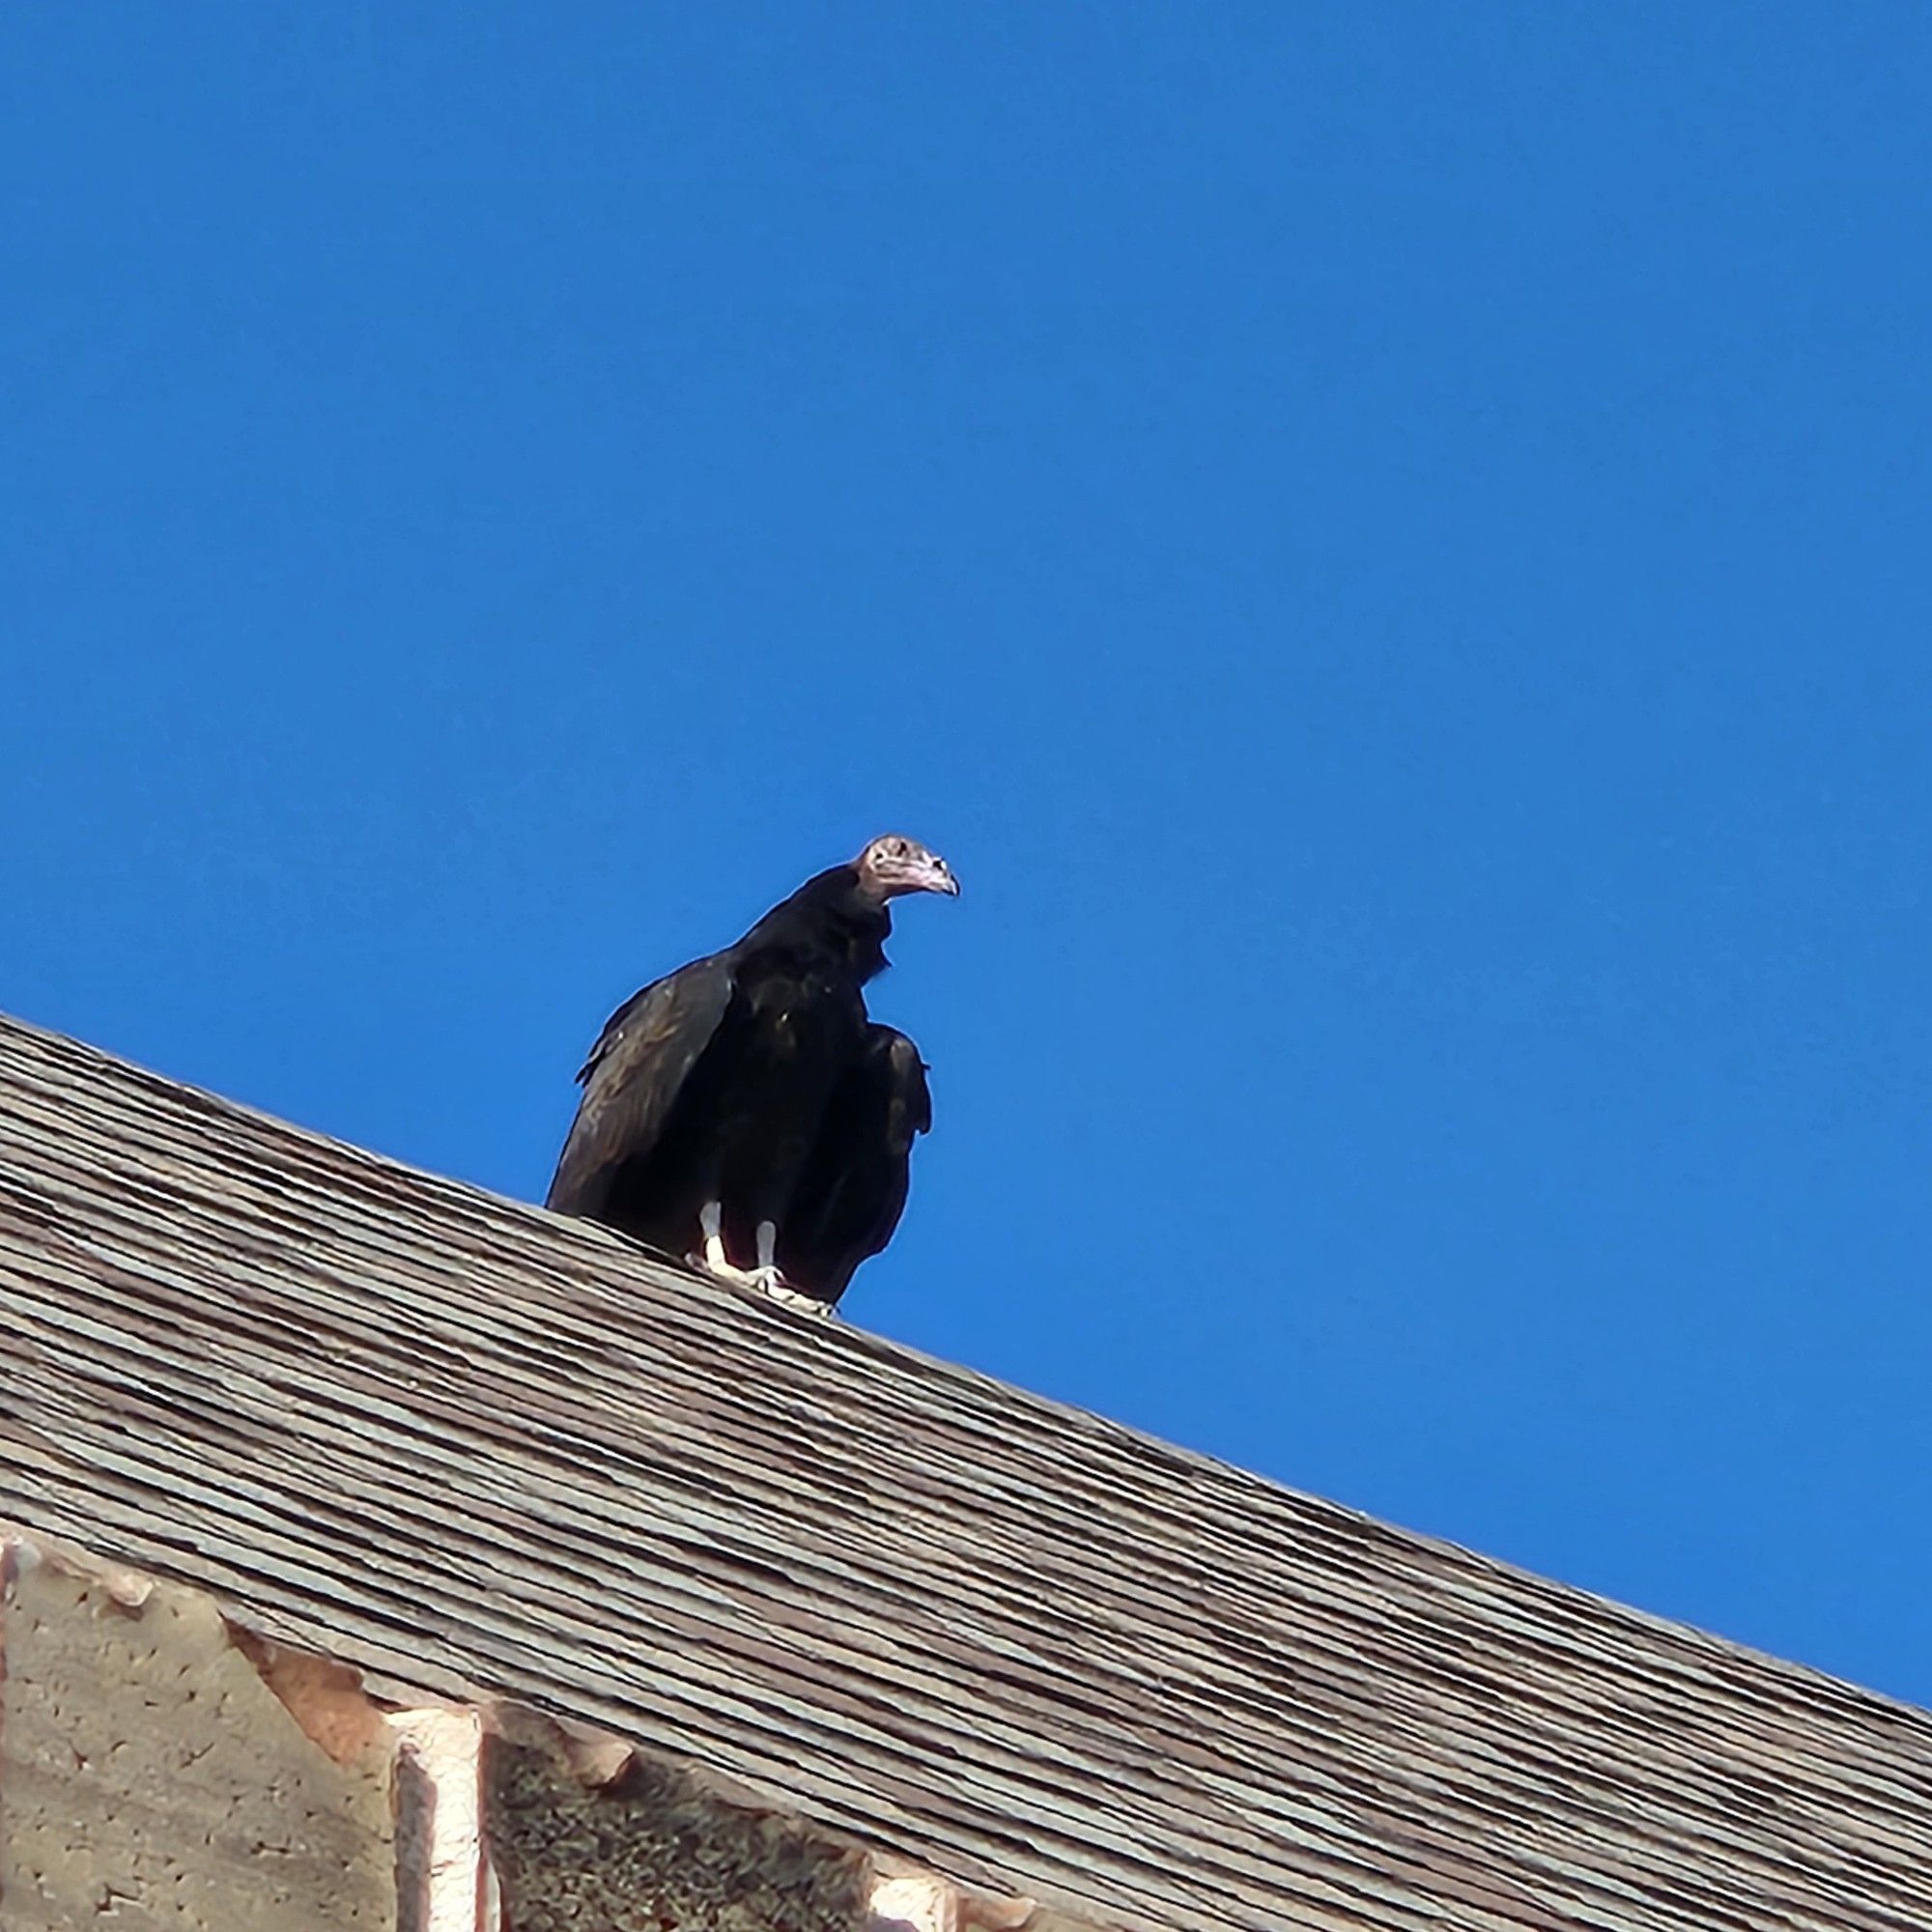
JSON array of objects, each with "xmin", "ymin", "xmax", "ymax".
[{"xmin": 546, "ymin": 834, "xmax": 956, "ymax": 1311}]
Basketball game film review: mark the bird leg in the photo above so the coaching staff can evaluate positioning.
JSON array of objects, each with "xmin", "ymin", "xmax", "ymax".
[
  {"xmin": 745, "ymin": 1219, "xmax": 781, "ymax": 1286},
  {"xmin": 689, "ymin": 1202, "xmax": 763, "ymax": 1288},
  {"xmin": 688, "ymin": 1207, "xmax": 832, "ymax": 1317},
  {"xmin": 700, "ymin": 1202, "xmax": 730, "ymax": 1274},
  {"xmin": 753, "ymin": 1221, "xmax": 837, "ymax": 1319},
  {"xmin": 746, "ymin": 1220, "xmax": 796, "ymax": 1298}
]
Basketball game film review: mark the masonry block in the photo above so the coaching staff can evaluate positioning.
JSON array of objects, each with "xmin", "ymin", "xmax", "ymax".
[{"xmin": 0, "ymin": 1545, "xmax": 397, "ymax": 1932}]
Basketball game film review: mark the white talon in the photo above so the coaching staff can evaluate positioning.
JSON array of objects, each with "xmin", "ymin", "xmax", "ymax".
[{"xmin": 763, "ymin": 1279, "xmax": 837, "ymax": 1320}]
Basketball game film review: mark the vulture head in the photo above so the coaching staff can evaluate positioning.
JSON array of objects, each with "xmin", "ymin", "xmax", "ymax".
[{"xmin": 855, "ymin": 834, "xmax": 960, "ymax": 902}]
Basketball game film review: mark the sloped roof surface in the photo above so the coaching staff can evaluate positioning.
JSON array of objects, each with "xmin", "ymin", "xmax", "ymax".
[{"xmin": 1, "ymin": 1010, "xmax": 1928, "ymax": 1932}]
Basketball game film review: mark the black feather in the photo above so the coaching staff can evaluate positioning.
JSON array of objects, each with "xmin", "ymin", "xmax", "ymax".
[
  {"xmin": 545, "ymin": 858, "xmax": 938, "ymax": 1301},
  {"xmin": 782, "ymin": 1026, "xmax": 931, "ymax": 1305}
]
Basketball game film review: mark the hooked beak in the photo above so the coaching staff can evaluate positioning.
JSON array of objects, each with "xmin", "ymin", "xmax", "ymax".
[
  {"xmin": 859, "ymin": 836, "xmax": 962, "ymax": 901},
  {"xmin": 891, "ymin": 852, "xmax": 958, "ymax": 898}
]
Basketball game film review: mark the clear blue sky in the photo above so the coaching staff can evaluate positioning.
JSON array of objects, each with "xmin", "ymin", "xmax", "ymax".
[{"xmin": 6, "ymin": 8, "xmax": 1930, "ymax": 1706}]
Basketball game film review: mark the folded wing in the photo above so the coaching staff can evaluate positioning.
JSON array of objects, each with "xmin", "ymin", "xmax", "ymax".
[
  {"xmin": 781, "ymin": 1024, "xmax": 932, "ymax": 1306},
  {"xmin": 545, "ymin": 955, "xmax": 737, "ymax": 1238}
]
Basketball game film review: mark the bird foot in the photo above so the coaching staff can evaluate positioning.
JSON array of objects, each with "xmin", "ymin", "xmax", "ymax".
[
  {"xmin": 687, "ymin": 1252, "xmax": 835, "ymax": 1319},
  {"xmin": 759, "ymin": 1276, "xmax": 838, "ymax": 1321},
  {"xmin": 689, "ymin": 1250, "xmax": 758, "ymax": 1288}
]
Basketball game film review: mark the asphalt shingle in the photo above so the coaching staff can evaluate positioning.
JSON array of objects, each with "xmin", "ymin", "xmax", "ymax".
[{"xmin": 1, "ymin": 1011, "xmax": 1928, "ymax": 1932}]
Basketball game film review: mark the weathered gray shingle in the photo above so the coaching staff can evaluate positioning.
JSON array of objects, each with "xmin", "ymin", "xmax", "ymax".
[{"xmin": 1, "ymin": 1010, "xmax": 1927, "ymax": 1932}]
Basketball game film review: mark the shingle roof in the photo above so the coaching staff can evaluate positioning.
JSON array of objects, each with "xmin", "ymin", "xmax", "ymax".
[{"xmin": 1, "ymin": 1009, "xmax": 1928, "ymax": 1932}]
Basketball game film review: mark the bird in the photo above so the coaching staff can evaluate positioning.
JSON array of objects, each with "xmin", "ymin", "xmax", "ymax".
[{"xmin": 546, "ymin": 834, "xmax": 957, "ymax": 1312}]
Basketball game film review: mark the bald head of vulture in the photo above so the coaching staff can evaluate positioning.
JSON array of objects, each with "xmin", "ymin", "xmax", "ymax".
[
  {"xmin": 546, "ymin": 836, "xmax": 956, "ymax": 1313},
  {"xmin": 852, "ymin": 833, "xmax": 961, "ymax": 903}
]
